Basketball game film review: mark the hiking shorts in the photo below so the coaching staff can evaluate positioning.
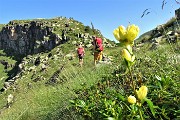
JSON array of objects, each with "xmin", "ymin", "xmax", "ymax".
[
  {"xmin": 78, "ymin": 54, "xmax": 84, "ymax": 59},
  {"xmin": 94, "ymin": 51, "xmax": 103, "ymax": 61}
]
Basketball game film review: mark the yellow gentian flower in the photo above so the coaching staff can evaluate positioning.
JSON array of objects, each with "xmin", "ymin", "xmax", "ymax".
[
  {"xmin": 128, "ymin": 95, "xmax": 136, "ymax": 104},
  {"xmin": 137, "ymin": 86, "xmax": 148, "ymax": 100},
  {"xmin": 113, "ymin": 25, "xmax": 126, "ymax": 42},
  {"xmin": 126, "ymin": 24, "xmax": 140, "ymax": 43},
  {"xmin": 113, "ymin": 24, "xmax": 139, "ymax": 46}
]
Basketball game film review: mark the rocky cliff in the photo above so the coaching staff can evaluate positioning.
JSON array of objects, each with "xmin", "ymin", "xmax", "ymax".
[{"xmin": 0, "ymin": 20, "xmax": 61, "ymax": 55}]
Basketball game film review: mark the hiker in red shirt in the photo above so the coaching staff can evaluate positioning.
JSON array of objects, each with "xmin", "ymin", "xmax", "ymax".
[
  {"xmin": 77, "ymin": 42, "xmax": 85, "ymax": 67},
  {"xmin": 92, "ymin": 36, "xmax": 103, "ymax": 66}
]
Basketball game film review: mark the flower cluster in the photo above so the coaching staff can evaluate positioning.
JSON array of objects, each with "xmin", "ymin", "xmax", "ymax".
[
  {"xmin": 113, "ymin": 24, "xmax": 139, "ymax": 46},
  {"xmin": 113, "ymin": 24, "xmax": 148, "ymax": 104},
  {"xmin": 113, "ymin": 24, "xmax": 151, "ymax": 119},
  {"xmin": 113, "ymin": 24, "xmax": 139, "ymax": 63}
]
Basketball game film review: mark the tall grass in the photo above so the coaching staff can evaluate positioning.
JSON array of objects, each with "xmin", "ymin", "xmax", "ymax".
[{"xmin": 0, "ymin": 46, "xmax": 114, "ymax": 120}]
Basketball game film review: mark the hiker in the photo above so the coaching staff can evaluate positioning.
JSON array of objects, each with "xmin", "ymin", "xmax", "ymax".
[
  {"xmin": 92, "ymin": 36, "xmax": 103, "ymax": 66},
  {"xmin": 77, "ymin": 43, "xmax": 85, "ymax": 67}
]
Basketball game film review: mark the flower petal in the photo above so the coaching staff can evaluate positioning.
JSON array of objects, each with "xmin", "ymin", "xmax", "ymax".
[
  {"xmin": 126, "ymin": 24, "xmax": 140, "ymax": 42},
  {"xmin": 113, "ymin": 28, "xmax": 120, "ymax": 41},
  {"xmin": 118, "ymin": 25, "xmax": 127, "ymax": 41}
]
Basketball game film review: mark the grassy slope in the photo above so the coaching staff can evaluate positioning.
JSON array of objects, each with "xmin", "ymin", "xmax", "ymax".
[
  {"xmin": 69, "ymin": 41, "xmax": 180, "ymax": 120},
  {"xmin": 0, "ymin": 50, "xmax": 17, "ymax": 89},
  {"xmin": 0, "ymin": 18, "xmax": 113, "ymax": 119},
  {"xmin": 136, "ymin": 17, "xmax": 180, "ymax": 44},
  {"xmin": 0, "ymin": 24, "xmax": 5, "ymax": 31},
  {"xmin": 0, "ymin": 40, "xmax": 179, "ymax": 119},
  {"xmin": 0, "ymin": 43, "xmax": 115, "ymax": 120}
]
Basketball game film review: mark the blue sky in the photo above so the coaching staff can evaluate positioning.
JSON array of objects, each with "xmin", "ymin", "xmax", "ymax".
[{"xmin": 0, "ymin": 0, "xmax": 179, "ymax": 41}]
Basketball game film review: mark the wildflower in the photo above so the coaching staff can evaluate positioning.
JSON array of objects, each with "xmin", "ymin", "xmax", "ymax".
[
  {"xmin": 136, "ymin": 86, "xmax": 148, "ymax": 100},
  {"xmin": 121, "ymin": 49, "xmax": 135, "ymax": 62},
  {"xmin": 128, "ymin": 95, "xmax": 136, "ymax": 104},
  {"xmin": 113, "ymin": 25, "xmax": 126, "ymax": 42},
  {"xmin": 126, "ymin": 24, "xmax": 140, "ymax": 43},
  {"xmin": 113, "ymin": 24, "xmax": 139, "ymax": 46}
]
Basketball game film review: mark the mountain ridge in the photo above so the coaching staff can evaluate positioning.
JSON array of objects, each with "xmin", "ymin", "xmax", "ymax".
[{"xmin": 0, "ymin": 17, "xmax": 115, "ymax": 57}]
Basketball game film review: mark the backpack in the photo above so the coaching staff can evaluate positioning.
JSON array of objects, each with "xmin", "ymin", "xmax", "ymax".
[
  {"xmin": 77, "ymin": 47, "xmax": 84, "ymax": 56},
  {"xmin": 95, "ymin": 37, "xmax": 103, "ymax": 52}
]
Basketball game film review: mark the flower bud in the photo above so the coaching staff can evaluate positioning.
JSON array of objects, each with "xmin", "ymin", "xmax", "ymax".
[
  {"xmin": 121, "ymin": 49, "xmax": 135, "ymax": 62},
  {"xmin": 128, "ymin": 95, "xmax": 136, "ymax": 104},
  {"xmin": 137, "ymin": 86, "xmax": 148, "ymax": 100}
]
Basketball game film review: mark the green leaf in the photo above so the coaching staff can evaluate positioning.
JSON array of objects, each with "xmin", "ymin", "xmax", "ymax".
[
  {"xmin": 144, "ymin": 98, "xmax": 156, "ymax": 117},
  {"xmin": 77, "ymin": 100, "xmax": 86, "ymax": 108},
  {"xmin": 157, "ymin": 82, "xmax": 162, "ymax": 90},
  {"xmin": 69, "ymin": 100, "xmax": 75, "ymax": 104},
  {"xmin": 105, "ymin": 117, "xmax": 116, "ymax": 120},
  {"xmin": 117, "ymin": 94, "xmax": 125, "ymax": 101}
]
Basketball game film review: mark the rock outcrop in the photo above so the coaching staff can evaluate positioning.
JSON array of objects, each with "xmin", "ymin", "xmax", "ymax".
[
  {"xmin": 0, "ymin": 20, "xmax": 62, "ymax": 55},
  {"xmin": 175, "ymin": 8, "xmax": 180, "ymax": 20}
]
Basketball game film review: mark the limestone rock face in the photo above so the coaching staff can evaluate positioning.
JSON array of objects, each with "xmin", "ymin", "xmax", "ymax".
[{"xmin": 0, "ymin": 21, "xmax": 62, "ymax": 55}]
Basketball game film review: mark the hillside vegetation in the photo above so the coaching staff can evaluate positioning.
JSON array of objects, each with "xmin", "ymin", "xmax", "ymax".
[
  {"xmin": 136, "ymin": 17, "xmax": 180, "ymax": 44},
  {"xmin": 0, "ymin": 16, "xmax": 179, "ymax": 120}
]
